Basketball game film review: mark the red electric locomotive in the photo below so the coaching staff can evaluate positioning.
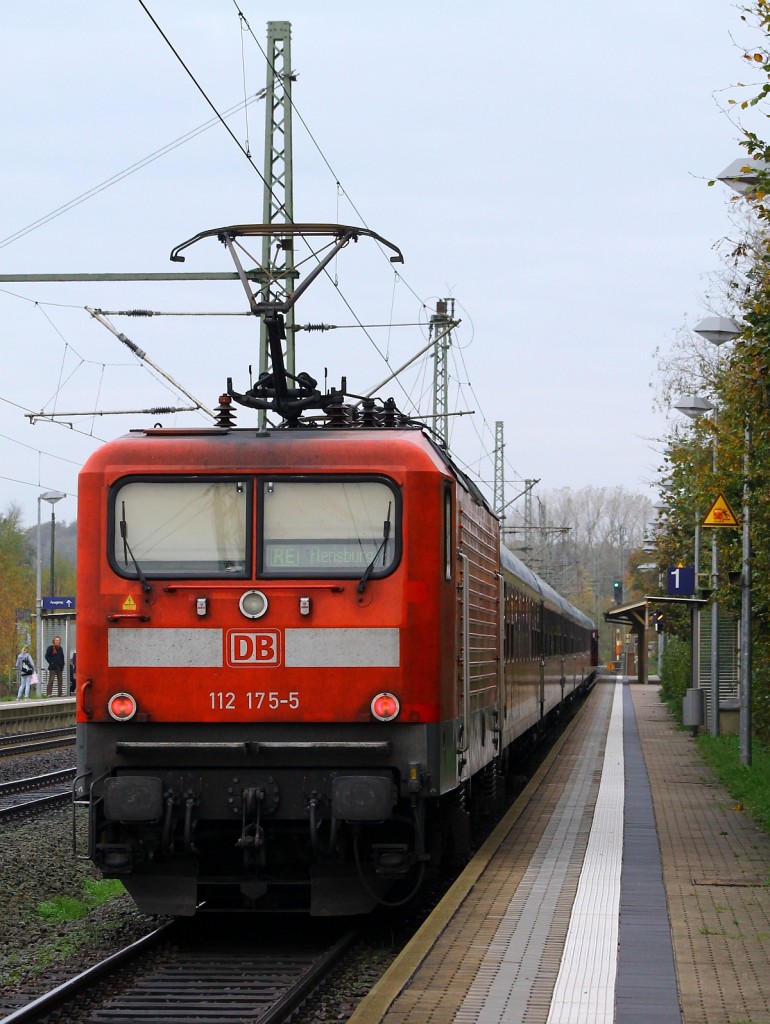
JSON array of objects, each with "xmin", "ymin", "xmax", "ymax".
[{"xmin": 74, "ymin": 225, "xmax": 597, "ymax": 916}]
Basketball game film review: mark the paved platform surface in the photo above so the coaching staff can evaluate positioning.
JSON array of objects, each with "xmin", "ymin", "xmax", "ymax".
[
  {"xmin": 347, "ymin": 679, "xmax": 770, "ymax": 1024},
  {"xmin": 635, "ymin": 683, "xmax": 770, "ymax": 1023}
]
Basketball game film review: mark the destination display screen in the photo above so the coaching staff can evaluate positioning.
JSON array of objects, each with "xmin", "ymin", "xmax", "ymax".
[
  {"xmin": 260, "ymin": 477, "xmax": 399, "ymax": 579},
  {"xmin": 264, "ymin": 540, "xmax": 375, "ymax": 572}
]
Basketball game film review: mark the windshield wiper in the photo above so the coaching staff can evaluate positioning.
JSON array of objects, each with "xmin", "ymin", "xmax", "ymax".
[
  {"xmin": 357, "ymin": 502, "xmax": 392, "ymax": 594},
  {"xmin": 120, "ymin": 502, "xmax": 153, "ymax": 593}
]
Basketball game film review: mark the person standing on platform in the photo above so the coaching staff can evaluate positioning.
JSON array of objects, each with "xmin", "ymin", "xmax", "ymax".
[
  {"xmin": 69, "ymin": 650, "xmax": 76, "ymax": 694},
  {"xmin": 44, "ymin": 635, "xmax": 65, "ymax": 697},
  {"xmin": 16, "ymin": 646, "xmax": 35, "ymax": 700}
]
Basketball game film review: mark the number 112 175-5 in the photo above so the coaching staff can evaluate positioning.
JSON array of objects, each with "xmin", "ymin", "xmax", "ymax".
[{"xmin": 209, "ymin": 691, "xmax": 300, "ymax": 710}]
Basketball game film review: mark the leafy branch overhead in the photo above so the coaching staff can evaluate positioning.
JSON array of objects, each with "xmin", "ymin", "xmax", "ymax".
[{"xmin": 657, "ymin": 0, "xmax": 770, "ymax": 742}]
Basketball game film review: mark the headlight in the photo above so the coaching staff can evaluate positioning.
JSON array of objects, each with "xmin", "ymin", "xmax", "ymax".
[{"xmin": 239, "ymin": 589, "xmax": 269, "ymax": 619}]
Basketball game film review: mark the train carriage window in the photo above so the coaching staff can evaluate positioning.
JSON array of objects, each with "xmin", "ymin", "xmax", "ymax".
[
  {"xmin": 110, "ymin": 478, "xmax": 250, "ymax": 578},
  {"xmin": 260, "ymin": 477, "xmax": 400, "ymax": 579}
]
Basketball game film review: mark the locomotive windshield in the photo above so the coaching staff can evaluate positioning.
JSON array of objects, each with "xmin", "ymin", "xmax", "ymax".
[
  {"xmin": 111, "ymin": 478, "xmax": 249, "ymax": 577},
  {"xmin": 260, "ymin": 477, "xmax": 399, "ymax": 579},
  {"xmin": 109, "ymin": 475, "xmax": 400, "ymax": 580}
]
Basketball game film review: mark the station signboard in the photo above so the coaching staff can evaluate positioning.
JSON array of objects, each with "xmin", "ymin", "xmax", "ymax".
[
  {"xmin": 42, "ymin": 596, "xmax": 76, "ymax": 611},
  {"xmin": 666, "ymin": 566, "xmax": 695, "ymax": 596}
]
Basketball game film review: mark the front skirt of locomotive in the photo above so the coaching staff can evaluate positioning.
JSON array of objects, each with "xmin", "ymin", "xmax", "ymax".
[{"xmin": 76, "ymin": 719, "xmax": 447, "ymax": 916}]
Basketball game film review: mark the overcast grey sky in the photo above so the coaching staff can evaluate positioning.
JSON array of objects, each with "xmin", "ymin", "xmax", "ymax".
[{"xmin": 0, "ymin": 1, "xmax": 756, "ymax": 529}]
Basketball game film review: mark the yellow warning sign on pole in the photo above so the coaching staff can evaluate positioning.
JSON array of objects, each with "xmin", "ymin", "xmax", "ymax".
[{"xmin": 702, "ymin": 493, "xmax": 739, "ymax": 528}]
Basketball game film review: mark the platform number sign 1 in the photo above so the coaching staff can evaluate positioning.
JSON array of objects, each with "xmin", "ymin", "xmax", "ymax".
[{"xmin": 666, "ymin": 565, "xmax": 695, "ymax": 596}]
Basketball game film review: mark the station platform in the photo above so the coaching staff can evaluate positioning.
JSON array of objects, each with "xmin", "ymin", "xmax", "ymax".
[
  {"xmin": 0, "ymin": 695, "xmax": 75, "ymax": 735},
  {"xmin": 348, "ymin": 676, "xmax": 770, "ymax": 1024}
]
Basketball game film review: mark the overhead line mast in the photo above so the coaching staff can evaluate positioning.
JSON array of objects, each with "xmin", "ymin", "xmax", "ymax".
[
  {"xmin": 259, "ymin": 22, "xmax": 296, "ymax": 385},
  {"xmin": 430, "ymin": 298, "xmax": 455, "ymax": 447},
  {"xmin": 494, "ymin": 420, "xmax": 505, "ymax": 518}
]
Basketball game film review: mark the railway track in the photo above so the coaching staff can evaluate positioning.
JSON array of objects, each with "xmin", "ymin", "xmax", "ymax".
[
  {"xmin": 0, "ymin": 768, "xmax": 75, "ymax": 820},
  {"xmin": 2, "ymin": 916, "xmax": 357, "ymax": 1024},
  {"xmin": 0, "ymin": 728, "xmax": 76, "ymax": 757}
]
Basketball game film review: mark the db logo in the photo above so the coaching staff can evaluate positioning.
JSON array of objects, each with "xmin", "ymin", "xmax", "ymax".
[{"xmin": 227, "ymin": 630, "xmax": 281, "ymax": 666}]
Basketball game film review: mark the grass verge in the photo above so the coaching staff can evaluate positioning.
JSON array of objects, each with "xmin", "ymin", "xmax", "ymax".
[
  {"xmin": 697, "ymin": 733, "xmax": 770, "ymax": 836},
  {"xmin": 37, "ymin": 878, "xmax": 125, "ymax": 923}
]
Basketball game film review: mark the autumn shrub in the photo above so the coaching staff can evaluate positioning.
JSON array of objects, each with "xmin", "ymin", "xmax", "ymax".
[{"xmin": 658, "ymin": 635, "xmax": 691, "ymax": 721}]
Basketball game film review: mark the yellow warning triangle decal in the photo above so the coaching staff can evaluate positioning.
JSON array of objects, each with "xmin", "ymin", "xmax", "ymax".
[
  {"xmin": 703, "ymin": 493, "xmax": 739, "ymax": 528},
  {"xmin": 122, "ymin": 595, "xmax": 138, "ymax": 611}
]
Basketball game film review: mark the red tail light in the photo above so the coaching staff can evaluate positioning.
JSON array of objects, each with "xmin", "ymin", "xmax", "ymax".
[
  {"xmin": 108, "ymin": 692, "xmax": 137, "ymax": 721},
  {"xmin": 371, "ymin": 692, "xmax": 400, "ymax": 722}
]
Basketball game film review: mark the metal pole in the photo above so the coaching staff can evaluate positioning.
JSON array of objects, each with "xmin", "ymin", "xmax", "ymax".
[
  {"xmin": 35, "ymin": 497, "xmax": 42, "ymax": 699},
  {"xmin": 259, "ymin": 20, "xmax": 296, "ymax": 423},
  {"xmin": 37, "ymin": 489, "xmax": 65, "ymax": 697},
  {"xmin": 710, "ymin": 421, "xmax": 720, "ymax": 736},
  {"xmin": 740, "ymin": 416, "xmax": 752, "ymax": 765},
  {"xmin": 431, "ymin": 299, "xmax": 453, "ymax": 447},
  {"xmin": 49, "ymin": 507, "xmax": 56, "ymax": 598},
  {"xmin": 692, "ymin": 519, "xmax": 701, "ymax": 692},
  {"xmin": 494, "ymin": 421, "xmax": 505, "ymax": 519},
  {"xmin": 691, "ymin": 320, "xmax": 739, "ymax": 734}
]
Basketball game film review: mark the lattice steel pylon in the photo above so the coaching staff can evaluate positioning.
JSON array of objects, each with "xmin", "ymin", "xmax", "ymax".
[
  {"xmin": 493, "ymin": 421, "xmax": 505, "ymax": 519},
  {"xmin": 431, "ymin": 298, "xmax": 455, "ymax": 447},
  {"xmin": 524, "ymin": 479, "xmax": 535, "ymax": 558},
  {"xmin": 259, "ymin": 21, "xmax": 296, "ymax": 382}
]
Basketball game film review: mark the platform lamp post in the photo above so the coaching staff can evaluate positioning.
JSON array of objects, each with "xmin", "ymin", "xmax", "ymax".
[
  {"xmin": 36, "ymin": 489, "xmax": 65, "ymax": 699},
  {"xmin": 694, "ymin": 316, "xmax": 742, "ymax": 735},
  {"xmin": 713, "ymin": 163, "xmax": 759, "ymax": 761},
  {"xmin": 738, "ymin": 413, "xmax": 752, "ymax": 766},
  {"xmin": 689, "ymin": 377, "xmax": 754, "ymax": 765},
  {"xmin": 715, "ymin": 157, "xmax": 770, "ymax": 196},
  {"xmin": 674, "ymin": 395, "xmax": 715, "ymax": 730}
]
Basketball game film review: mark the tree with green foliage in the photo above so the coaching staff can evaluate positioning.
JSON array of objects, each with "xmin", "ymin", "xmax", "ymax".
[
  {"xmin": 654, "ymin": 0, "xmax": 770, "ymax": 742},
  {"xmin": 0, "ymin": 506, "xmax": 36, "ymax": 679}
]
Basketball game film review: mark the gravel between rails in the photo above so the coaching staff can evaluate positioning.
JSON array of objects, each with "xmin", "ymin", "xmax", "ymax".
[
  {"xmin": 0, "ymin": 748, "xmax": 162, "ymax": 1017},
  {"xmin": 0, "ymin": 747, "xmax": 400, "ymax": 1023}
]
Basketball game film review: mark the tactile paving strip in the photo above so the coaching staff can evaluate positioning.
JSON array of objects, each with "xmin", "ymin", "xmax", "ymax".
[
  {"xmin": 545, "ymin": 682, "xmax": 624, "ymax": 1024},
  {"xmin": 356, "ymin": 683, "xmax": 614, "ymax": 1024}
]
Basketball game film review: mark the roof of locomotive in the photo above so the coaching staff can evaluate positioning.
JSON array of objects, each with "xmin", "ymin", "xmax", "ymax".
[
  {"xmin": 80, "ymin": 422, "xmax": 496, "ymax": 512},
  {"xmin": 81, "ymin": 422, "xmax": 592, "ymax": 631},
  {"xmin": 499, "ymin": 543, "xmax": 595, "ymax": 631},
  {"xmin": 80, "ymin": 423, "xmax": 458, "ymax": 474}
]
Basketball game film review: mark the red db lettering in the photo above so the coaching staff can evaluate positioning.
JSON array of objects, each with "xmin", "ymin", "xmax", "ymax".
[
  {"xmin": 255, "ymin": 635, "xmax": 274, "ymax": 659},
  {"xmin": 227, "ymin": 630, "xmax": 281, "ymax": 666}
]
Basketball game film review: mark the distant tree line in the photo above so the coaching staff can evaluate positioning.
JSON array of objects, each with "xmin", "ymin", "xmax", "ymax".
[
  {"xmin": 0, "ymin": 506, "xmax": 76, "ymax": 684},
  {"xmin": 503, "ymin": 485, "xmax": 655, "ymax": 662}
]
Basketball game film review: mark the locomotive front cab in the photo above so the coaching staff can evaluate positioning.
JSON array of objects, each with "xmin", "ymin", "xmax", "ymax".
[{"xmin": 76, "ymin": 430, "xmax": 457, "ymax": 915}]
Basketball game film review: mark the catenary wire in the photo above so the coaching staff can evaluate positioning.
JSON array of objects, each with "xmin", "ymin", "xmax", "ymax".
[
  {"xmin": 137, "ymin": 0, "xmax": 286, "ymax": 215},
  {"xmin": 6, "ymin": 5, "xmax": 451, "ymax": 430},
  {"xmin": 0, "ymin": 94, "xmax": 265, "ymax": 251},
  {"xmin": 231, "ymin": 1, "xmax": 430, "ymax": 314},
  {"xmin": 7, "ymin": 8, "xmax": 504, "ymax": 512},
  {"xmin": 0, "ymin": 428, "xmax": 85, "ymax": 468}
]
